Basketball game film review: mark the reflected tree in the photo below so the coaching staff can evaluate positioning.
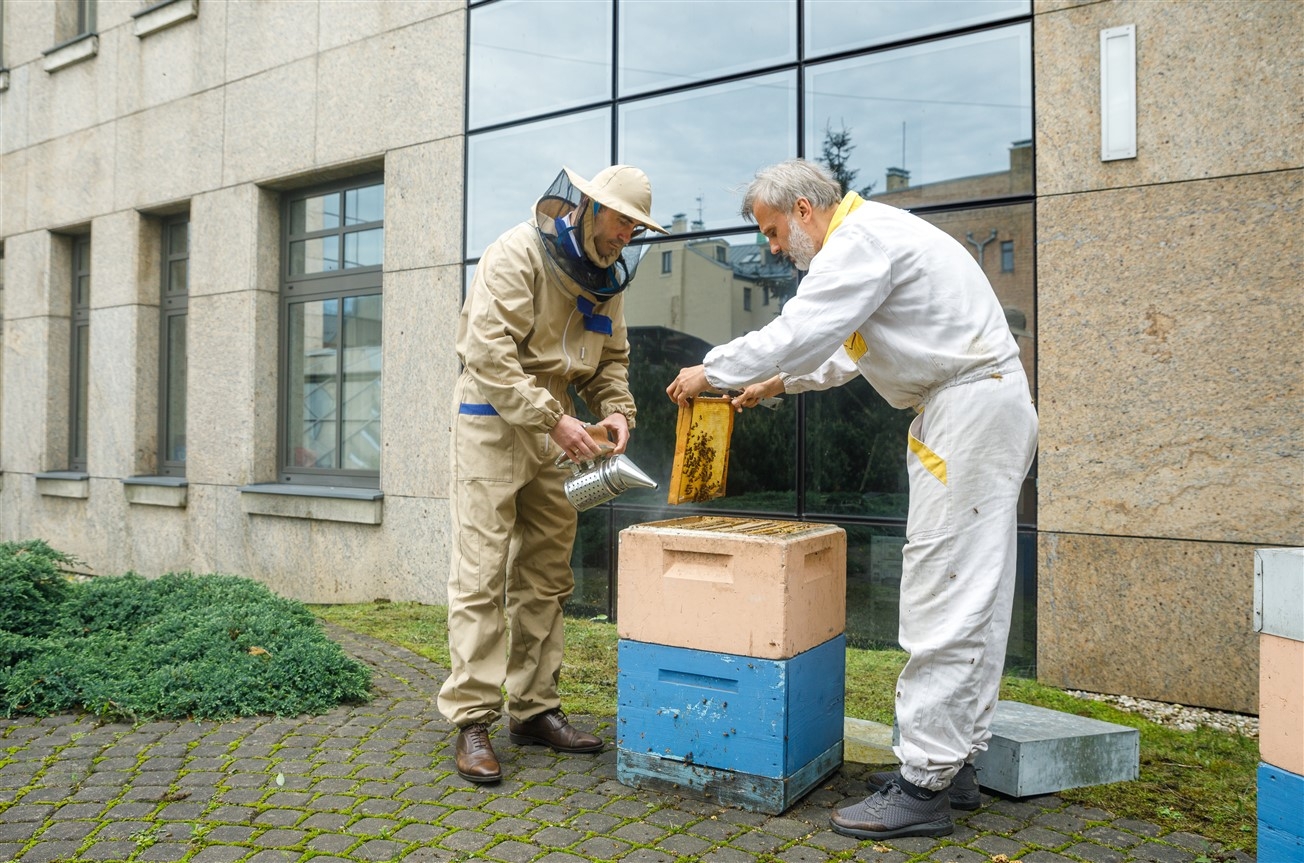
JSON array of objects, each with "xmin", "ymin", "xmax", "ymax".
[{"xmin": 819, "ymin": 121, "xmax": 877, "ymax": 197}]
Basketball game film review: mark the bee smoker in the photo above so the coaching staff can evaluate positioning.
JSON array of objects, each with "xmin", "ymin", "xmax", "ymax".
[{"xmin": 559, "ymin": 452, "xmax": 658, "ymax": 511}]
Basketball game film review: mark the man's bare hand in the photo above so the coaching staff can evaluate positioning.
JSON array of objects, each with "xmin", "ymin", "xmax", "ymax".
[
  {"xmin": 730, "ymin": 375, "xmax": 785, "ymax": 412},
  {"xmin": 666, "ymin": 365, "xmax": 711, "ymax": 406},
  {"xmin": 550, "ymin": 415, "xmax": 606, "ymax": 463},
  {"xmin": 594, "ymin": 412, "xmax": 630, "ymax": 454}
]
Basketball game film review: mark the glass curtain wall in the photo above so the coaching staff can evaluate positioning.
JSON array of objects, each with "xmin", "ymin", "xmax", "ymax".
[{"xmin": 465, "ymin": 0, "xmax": 1036, "ymax": 669}]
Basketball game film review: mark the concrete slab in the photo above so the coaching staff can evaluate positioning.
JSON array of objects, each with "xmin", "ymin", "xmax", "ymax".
[
  {"xmin": 847, "ymin": 701, "xmax": 1140, "ymax": 799},
  {"xmin": 975, "ymin": 701, "xmax": 1139, "ymax": 798}
]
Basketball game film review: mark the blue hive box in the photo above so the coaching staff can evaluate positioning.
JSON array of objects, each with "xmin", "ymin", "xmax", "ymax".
[
  {"xmin": 1259, "ymin": 762, "xmax": 1304, "ymax": 862},
  {"xmin": 616, "ymin": 635, "xmax": 845, "ymax": 813}
]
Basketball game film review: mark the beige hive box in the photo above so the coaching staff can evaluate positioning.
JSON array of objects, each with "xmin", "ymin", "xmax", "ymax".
[{"xmin": 617, "ymin": 516, "xmax": 846, "ymax": 659}]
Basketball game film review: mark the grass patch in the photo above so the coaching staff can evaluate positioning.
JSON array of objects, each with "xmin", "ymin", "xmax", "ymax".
[
  {"xmin": 314, "ymin": 600, "xmax": 1257, "ymax": 853},
  {"xmin": 1, "ymin": 540, "xmax": 372, "ymax": 722}
]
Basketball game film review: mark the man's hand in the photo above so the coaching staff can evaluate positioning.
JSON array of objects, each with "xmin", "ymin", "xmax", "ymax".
[
  {"xmin": 666, "ymin": 365, "xmax": 711, "ymax": 406},
  {"xmin": 550, "ymin": 415, "xmax": 608, "ymax": 463},
  {"xmin": 594, "ymin": 412, "xmax": 630, "ymax": 454},
  {"xmin": 730, "ymin": 375, "xmax": 785, "ymax": 412}
]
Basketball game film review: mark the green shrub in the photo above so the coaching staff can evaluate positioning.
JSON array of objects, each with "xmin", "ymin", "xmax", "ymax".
[
  {"xmin": 0, "ymin": 539, "xmax": 77, "ymax": 637},
  {"xmin": 0, "ymin": 556, "xmax": 372, "ymax": 721}
]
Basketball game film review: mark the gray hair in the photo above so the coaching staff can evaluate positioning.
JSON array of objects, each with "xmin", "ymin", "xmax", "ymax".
[{"xmin": 740, "ymin": 159, "xmax": 843, "ymax": 222}]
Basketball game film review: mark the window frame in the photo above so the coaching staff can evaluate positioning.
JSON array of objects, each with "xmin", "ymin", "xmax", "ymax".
[
  {"xmin": 158, "ymin": 215, "xmax": 189, "ymax": 477},
  {"xmin": 278, "ymin": 173, "xmax": 385, "ymax": 488},
  {"xmin": 69, "ymin": 234, "xmax": 91, "ymax": 472}
]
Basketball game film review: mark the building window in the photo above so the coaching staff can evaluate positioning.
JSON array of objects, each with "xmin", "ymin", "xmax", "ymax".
[
  {"xmin": 661, "ymin": 250, "xmax": 672, "ymax": 273},
  {"xmin": 1001, "ymin": 240, "xmax": 1015, "ymax": 272},
  {"xmin": 743, "ymin": 286, "xmax": 752, "ymax": 312},
  {"xmin": 159, "ymin": 216, "xmax": 188, "ymax": 476},
  {"xmin": 280, "ymin": 175, "xmax": 384, "ymax": 487},
  {"xmin": 465, "ymin": 0, "xmax": 1035, "ymax": 644},
  {"xmin": 56, "ymin": 0, "xmax": 96, "ymax": 43},
  {"xmin": 70, "ymin": 235, "xmax": 91, "ymax": 472}
]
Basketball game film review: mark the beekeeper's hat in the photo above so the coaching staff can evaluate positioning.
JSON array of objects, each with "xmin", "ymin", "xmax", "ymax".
[{"xmin": 564, "ymin": 165, "xmax": 668, "ymax": 235}]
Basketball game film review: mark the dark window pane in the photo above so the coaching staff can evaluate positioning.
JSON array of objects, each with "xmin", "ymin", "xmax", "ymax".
[
  {"xmin": 619, "ymin": 72, "xmax": 797, "ymax": 232},
  {"xmin": 466, "ymin": 109, "xmax": 610, "ymax": 258},
  {"xmin": 167, "ymin": 259, "xmax": 188, "ymax": 295},
  {"xmin": 343, "ymin": 228, "xmax": 384, "ymax": 269},
  {"xmin": 289, "ymin": 236, "xmax": 341, "ymax": 275},
  {"xmin": 345, "ymin": 184, "xmax": 384, "ymax": 225},
  {"xmin": 74, "ymin": 323, "xmax": 89, "ymax": 463},
  {"xmin": 168, "ymin": 221, "xmax": 188, "ymax": 256},
  {"xmin": 807, "ymin": 24, "xmax": 1032, "ymax": 204},
  {"xmin": 164, "ymin": 313, "xmax": 187, "ymax": 463},
  {"xmin": 341, "ymin": 294, "xmax": 382, "ymax": 472},
  {"xmin": 620, "ymin": 232, "xmax": 799, "ymax": 512},
  {"xmin": 469, "ymin": 0, "xmax": 612, "ymax": 129},
  {"xmin": 289, "ymin": 192, "xmax": 341, "ymax": 235},
  {"xmin": 287, "ymin": 299, "xmax": 340, "ymax": 469},
  {"xmin": 806, "ymin": 0, "xmax": 1029, "ymax": 58},
  {"xmin": 618, "ymin": 0, "xmax": 795, "ymax": 96},
  {"xmin": 804, "ymin": 378, "xmax": 912, "ymax": 519}
]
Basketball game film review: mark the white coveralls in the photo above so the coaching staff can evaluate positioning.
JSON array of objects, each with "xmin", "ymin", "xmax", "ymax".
[
  {"xmin": 437, "ymin": 203, "xmax": 637, "ymax": 729},
  {"xmin": 702, "ymin": 195, "xmax": 1038, "ymax": 791}
]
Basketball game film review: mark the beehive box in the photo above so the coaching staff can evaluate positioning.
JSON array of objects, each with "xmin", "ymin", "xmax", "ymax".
[
  {"xmin": 667, "ymin": 397, "xmax": 734, "ymax": 505},
  {"xmin": 1258, "ymin": 762, "xmax": 1304, "ymax": 862},
  {"xmin": 1260, "ymin": 633, "xmax": 1304, "ymax": 776},
  {"xmin": 616, "ymin": 635, "xmax": 845, "ymax": 813},
  {"xmin": 617, "ymin": 516, "xmax": 846, "ymax": 659}
]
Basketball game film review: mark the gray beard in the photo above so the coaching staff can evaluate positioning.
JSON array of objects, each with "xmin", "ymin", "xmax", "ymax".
[{"xmin": 786, "ymin": 215, "xmax": 817, "ymax": 270}]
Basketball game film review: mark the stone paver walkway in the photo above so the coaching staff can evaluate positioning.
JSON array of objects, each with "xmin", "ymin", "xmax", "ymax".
[{"xmin": 0, "ymin": 624, "xmax": 1254, "ymax": 863}]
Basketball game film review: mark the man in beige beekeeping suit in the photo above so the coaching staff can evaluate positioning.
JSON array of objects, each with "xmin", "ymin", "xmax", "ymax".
[{"xmin": 439, "ymin": 166, "xmax": 667, "ymax": 784}]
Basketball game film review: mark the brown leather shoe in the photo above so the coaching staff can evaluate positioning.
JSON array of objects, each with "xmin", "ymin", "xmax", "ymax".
[
  {"xmin": 508, "ymin": 708, "xmax": 603, "ymax": 753},
  {"xmin": 454, "ymin": 722, "xmax": 501, "ymax": 783}
]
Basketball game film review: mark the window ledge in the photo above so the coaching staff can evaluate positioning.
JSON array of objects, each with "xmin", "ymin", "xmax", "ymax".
[
  {"xmin": 123, "ymin": 475, "xmax": 188, "ymax": 508},
  {"xmin": 35, "ymin": 471, "xmax": 90, "ymax": 499},
  {"xmin": 239, "ymin": 483, "xmax": 383, "ymax": 525},
  {"xmin": 133, "ymin": 0, "xmax": 199, "ymax": 38},
  {"xmin": 43, "ymin": 34, "xmax": 99, "ymax": 73}
]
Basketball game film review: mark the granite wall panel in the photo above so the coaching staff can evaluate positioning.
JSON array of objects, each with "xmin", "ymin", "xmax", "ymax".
[
  {"xmin": 1035, "ymin": 0, "xmax": 1302, "ymax": 194},
  {"xmin": 1038, "ymin": 532, "xmax": 1258, "ymax": 714},
  {"xmin": 1036, "ymin": 170, "xmax": 1302, "ymax": 546}
]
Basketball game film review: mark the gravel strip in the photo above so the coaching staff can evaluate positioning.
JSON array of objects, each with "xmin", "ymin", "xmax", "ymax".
[{"xmin": 1067, "ymin": 691, "xmax": 1259, "ymax": 737}]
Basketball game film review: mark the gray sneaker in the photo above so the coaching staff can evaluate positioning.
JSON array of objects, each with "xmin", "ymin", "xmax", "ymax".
[
  {"xmin": 830, "ymin": 777, "xmax": 953, "ymax": 840},
  {"xmin": 867, "ymin": 762, "xmax": 981, "ymax": 811}
]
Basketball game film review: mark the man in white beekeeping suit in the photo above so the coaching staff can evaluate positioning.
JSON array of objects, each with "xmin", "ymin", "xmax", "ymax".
[
  {"xmin": 441, "ymin": 165, "xmax": 667, "ymax": 783},
  {"xmin": 667, "ymin": 158, "xmax": 1038, "ymax": 838}
]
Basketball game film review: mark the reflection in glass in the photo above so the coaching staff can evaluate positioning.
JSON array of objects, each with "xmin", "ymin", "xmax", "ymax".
[
  {"xmin": 287, "ymin": 299, "xmax": 339, "ymax": 469},
  {"xmin": 168, "ymin": 260, "xmax": 188, "ymax": 295},
  {"xmin": 289, "ymin": 236, "xmax": 341, "ymax": 275},
  {"xmin": 806, "ymin": 25, "xmax": 1031, "ymax": 202},
  {"xmin": 803, "ymin": 378, "xmax": 912, "ymax": 520},
  {"xmin": 806, "ymin": 0, "xmax": 1028, "ymax": 58},
  {"xmin": 615, "ymin": 231, "xmax": 799, "ymax": 513},
  {"xmin": 344, "ymin": 228, "xmax": 384, "ymax": 269},
  {"xmin": 345, "ymin": 184, "xmax": 384, "ymax": 225},
  {"xmin": 167, "ymin": 220, "xmax": 188, "ymax": 257},
  {"xmin": 290, "ymin": 193, "xmax": 341, "ymax": 234},
  {"xmin": 164, "ymin": 314, "xmax": 187, "ymax": 463},
  {"xmin": 618, "ymin": 0, "xmax": 795, "ymax": 96},
  {"xmin": 341, "ymin": 295, "xmax": 383, "ymax": 472},
  {"xmin": 469, "ymin": 0, "xmax": 612, "ymax": 130},
  {"xmin": 73, "ymin": 323, "xmax": 89, "ymax": 463},
  {"xmin": 619, "ymin": 72, "xmax": 797, "ymax": 232},
  {"xmin": 466, "ymin": 109, "xmax": 610, "ymax": 258}
]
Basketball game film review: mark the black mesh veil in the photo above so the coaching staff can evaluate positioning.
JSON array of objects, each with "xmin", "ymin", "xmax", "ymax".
[{"xmin": 536, "ymin": 169, "xmax": 645, "ymax": 297}]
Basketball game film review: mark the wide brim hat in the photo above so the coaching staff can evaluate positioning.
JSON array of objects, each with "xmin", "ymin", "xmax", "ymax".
[{"xmin": 564, "ymin": 165, "xmax": 669, "ymax": 235}]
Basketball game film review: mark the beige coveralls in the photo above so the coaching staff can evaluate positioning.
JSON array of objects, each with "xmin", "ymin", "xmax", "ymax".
[{"xmin": 437, "ymin": 208, "xmax": 637, "ymax": 729}]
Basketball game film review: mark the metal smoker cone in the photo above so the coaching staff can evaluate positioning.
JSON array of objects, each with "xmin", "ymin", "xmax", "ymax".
[{"xmin": 607, "ymin": 455, "xmax": 658, "ymax": 492}]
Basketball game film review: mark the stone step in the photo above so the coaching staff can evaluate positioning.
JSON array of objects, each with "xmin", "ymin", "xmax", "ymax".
[{"xmin": 844, "ymin": 700, "xmax": 1140, "ymax": 798}]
